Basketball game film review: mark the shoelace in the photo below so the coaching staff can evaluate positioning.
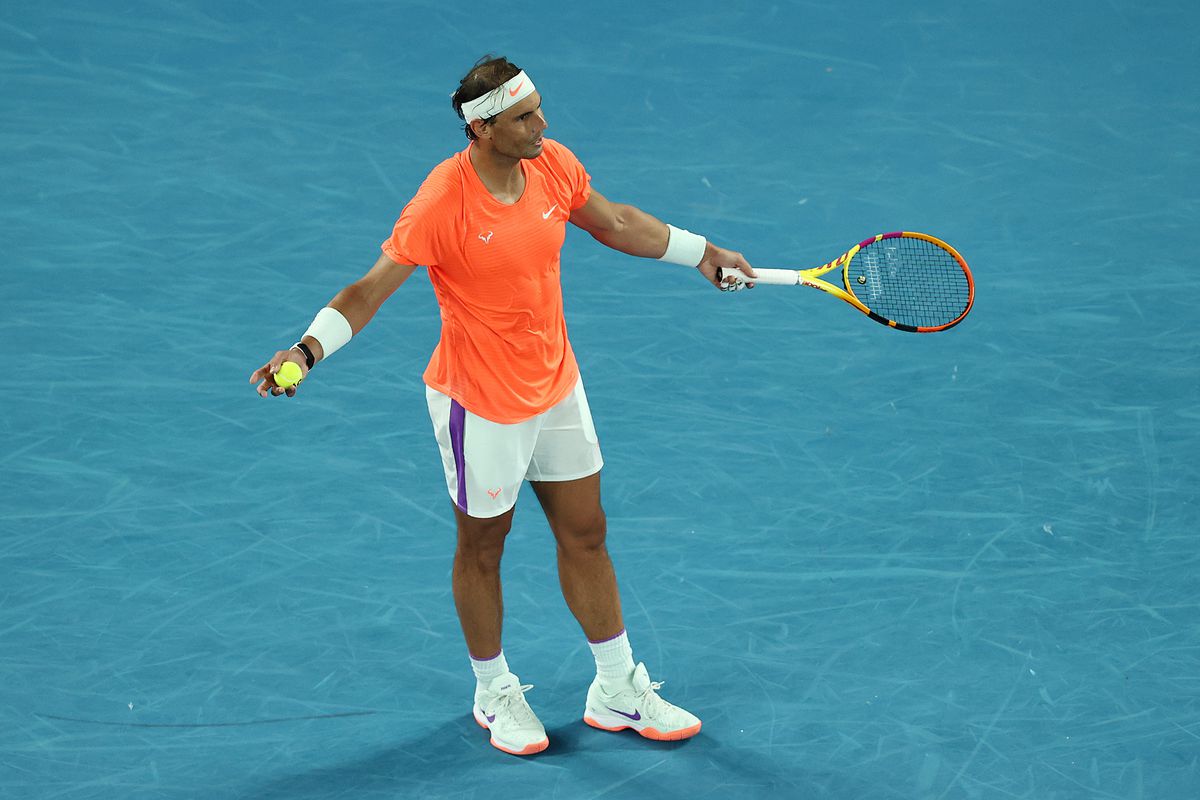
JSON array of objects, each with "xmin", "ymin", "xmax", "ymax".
[
  {"xmin": 491, "ymin": 683, "xmax": 539, "ymax": 727},
  {"xmin": 631, "ymin": 679, "xmax": 671, "ymax": 717}
]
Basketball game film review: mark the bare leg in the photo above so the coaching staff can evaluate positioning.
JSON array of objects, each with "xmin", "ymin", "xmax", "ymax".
[
  {"xmin": 530, "ymin": 472, "xmax": 624, "ymax": 641},
  {"xmin": 451, "ymin": 505, "xmax": 515, "ymax": 658}
]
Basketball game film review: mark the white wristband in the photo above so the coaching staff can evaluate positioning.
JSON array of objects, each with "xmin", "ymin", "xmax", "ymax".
[
  {"xmin": 658, "ymin": 224, "xmax": 707, "ymax": 267},
  {"xmin": 302, "ymin": 307, "xmax": 353, "ymax": 359}
]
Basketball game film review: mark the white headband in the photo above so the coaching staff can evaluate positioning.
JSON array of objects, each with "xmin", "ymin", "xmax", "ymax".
[{"xmin": 460, "ymin": 71, "xmax": 537, "ymax": 123}]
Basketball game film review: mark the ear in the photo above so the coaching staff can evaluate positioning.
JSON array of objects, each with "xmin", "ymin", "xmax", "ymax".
[{"xmin": 469, "ymin": 118, "xmax": 491, "ymax": 140}]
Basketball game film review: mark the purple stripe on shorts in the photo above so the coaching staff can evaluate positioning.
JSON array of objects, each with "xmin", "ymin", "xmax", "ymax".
[{"xmin": 449, "ymin": 399, "xmax": 468, "ymax": 513}]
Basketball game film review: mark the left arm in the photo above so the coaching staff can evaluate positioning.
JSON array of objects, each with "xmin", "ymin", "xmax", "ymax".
[{"xmin": 569, "ymin": 189, "xmax": 756, "ymax": 290}]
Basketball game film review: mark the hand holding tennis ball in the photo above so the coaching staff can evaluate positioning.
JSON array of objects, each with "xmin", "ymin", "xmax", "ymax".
[
  {"xmin": 273, "ymin": 360, "xmax": 304, "ymax": 389},
  {"xmin": 250, "ymin": 354, "xmax": 308, "ymax": 398}
]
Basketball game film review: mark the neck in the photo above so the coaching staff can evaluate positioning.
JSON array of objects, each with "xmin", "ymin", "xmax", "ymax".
[{"xmin": 469, "ymin": 141, "xmax": 526, "ymax": 204}]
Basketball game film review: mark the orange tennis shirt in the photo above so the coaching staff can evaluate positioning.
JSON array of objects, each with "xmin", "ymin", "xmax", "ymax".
[{"xmin": 381, "ymin": 138, "xmax": 592, "ymax": 424}]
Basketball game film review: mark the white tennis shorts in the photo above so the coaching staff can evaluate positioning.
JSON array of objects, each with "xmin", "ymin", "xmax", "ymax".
[{"xmin": 426, "ymin": 377, "xmax": 604, "ymax": 519}]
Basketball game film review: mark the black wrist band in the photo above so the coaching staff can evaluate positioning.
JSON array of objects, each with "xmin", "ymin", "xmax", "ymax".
[{"xmin": 291, "ymin": 341, "xmax": 315, "ymax": 369}]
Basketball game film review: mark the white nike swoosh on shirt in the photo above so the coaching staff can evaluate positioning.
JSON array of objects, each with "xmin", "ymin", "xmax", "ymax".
[{"xmin": 542, "ymin": 205, "xmax": 558, "ymax": 219}]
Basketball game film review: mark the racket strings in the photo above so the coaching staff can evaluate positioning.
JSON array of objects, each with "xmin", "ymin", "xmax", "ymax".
[{"xmin": 850, "ymin": 237, "xmax": 970, "ymax": 328}]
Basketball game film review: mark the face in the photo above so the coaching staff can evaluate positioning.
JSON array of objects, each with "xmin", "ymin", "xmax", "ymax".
[{"xmin": 477, "ymin": 91, "xmax": 547, "ymax": 159}]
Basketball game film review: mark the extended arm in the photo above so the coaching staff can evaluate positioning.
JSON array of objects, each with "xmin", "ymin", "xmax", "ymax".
[
  {"xmin": 250, "ymin": 252, "xmax": 416, "ymax": 397},
  {"xmin": 568, "ymin": 189, "xmax": 756, "ymax": 289},
  {"xmin": 300, "ymin": 253, "xmax": 416, "ymax": 363}
]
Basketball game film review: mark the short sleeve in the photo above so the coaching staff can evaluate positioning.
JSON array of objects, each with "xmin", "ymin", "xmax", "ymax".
[
  {"xmin": 382, "ymin": 195, "xmax": 438, "ymax": 267},
  {"xmin": 539, "ymin": 140, "xmax": 591, "ymax": 211},
  {"xmin": 381, "ymin": 161, "xmax": 459, "ymax": 267}
]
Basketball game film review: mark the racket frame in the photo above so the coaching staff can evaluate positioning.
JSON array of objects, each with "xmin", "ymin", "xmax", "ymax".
[{"xmin": 726, "ymin": 231, "xmax": 974, "ymax": 333}]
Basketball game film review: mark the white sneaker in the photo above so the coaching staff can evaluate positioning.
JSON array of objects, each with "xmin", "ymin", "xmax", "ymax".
[
  {"xmin": 472, "ymin": 672, "xmax": 549, "ymax": 755},
  {"xmin": 583, "ymin": 662, "xmax": 702, "ymax": 741}
]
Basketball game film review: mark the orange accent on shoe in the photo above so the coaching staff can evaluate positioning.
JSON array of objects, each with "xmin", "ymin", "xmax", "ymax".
[
  {"xmin": 584, "ymin": 715, "xmax": 628, "ymax": 732},
  {"xmin": 476, "ymin": 710, "xmax": 549, "ymax": 755},
  {"xmin": 491, "ymin": 736, "xmax": 549, "ymax": 756},
  {"xmin": 637, "ymin": 721, "xmax": 702, "ymax": 741},
  {"xmin": 583, "ymin": 716, "xmax": 702, "ymax": 741}
]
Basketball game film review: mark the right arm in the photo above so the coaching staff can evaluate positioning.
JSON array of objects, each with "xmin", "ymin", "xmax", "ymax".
[
  {"xmin": 302, "ymin": 252, "xmax": 417, "ymax": 363},
  {"xmin": 250, "ymin": 252, "xmax": 417, "ymax": 397}
]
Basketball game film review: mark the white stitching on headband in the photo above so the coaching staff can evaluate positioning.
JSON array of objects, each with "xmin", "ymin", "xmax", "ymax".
[{"xmin": 460, "ymin": 71, "xmax": 537, "ymax": 123}]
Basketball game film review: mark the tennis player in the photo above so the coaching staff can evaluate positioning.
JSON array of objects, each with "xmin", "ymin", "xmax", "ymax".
[{"xmin": 250, "ymin": 55, "xmax": 756, "ymax": 756}]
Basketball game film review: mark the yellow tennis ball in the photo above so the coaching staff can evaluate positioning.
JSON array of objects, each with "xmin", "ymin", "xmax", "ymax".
[{"xmin": 273, "ymin": 360, "xmax": 304, "ymax": 389}]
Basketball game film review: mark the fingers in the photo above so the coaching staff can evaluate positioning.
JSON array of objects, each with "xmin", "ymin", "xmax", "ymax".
[
  {"xmin": 250, "ymin": 351, "xmax": 301, "ymax": 398},
  {"xmin": 722, "ymin": 251, "xmax": 756, "ymax": 285},
  {"xmin": 732, "ymin": 251, "xmax": 757, "ymax": 279},
  {"xmin": 705, "ymin": 246, "xmax": 755, "ymax": 292},
  {"xmin": 248, "ymin": 363, "xmax": 271, "ymax": 385},
  {"xmin": 248, "ymin": 352, "xmax": 284, "ymax": 382},
  {"xmin": 718, "ymin": 273, "xmax": 746, "ymax": 292},
  {"xmin": 253, "ymin": 377, "xmax": 287, "ymax": 398},
  {"xmin": 251, "ymin": 364, "xmax": 275, "ymax": 398},
  {"xmin": 717, "ymin": 265, "xmax": 753, "ymax": 292}
]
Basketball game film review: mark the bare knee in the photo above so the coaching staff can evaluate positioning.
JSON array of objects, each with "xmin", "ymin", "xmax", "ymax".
[{"xmin": 554, "ymin": 508, "xmax": 608, "ymax": 555}]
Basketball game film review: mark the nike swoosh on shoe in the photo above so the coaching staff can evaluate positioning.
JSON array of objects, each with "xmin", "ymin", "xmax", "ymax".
[{"xmin": 606, "ymin": 707, "xmax": 641, "ymax": 721}]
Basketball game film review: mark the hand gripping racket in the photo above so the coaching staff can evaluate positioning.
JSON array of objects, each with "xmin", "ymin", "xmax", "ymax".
[{"xmin": 720, "ymin": 231, "xmax": 975, "ymax": 333}]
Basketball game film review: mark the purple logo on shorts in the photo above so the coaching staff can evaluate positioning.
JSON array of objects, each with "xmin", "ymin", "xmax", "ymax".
[
  {"xmin": 607, "ymin": 707, "xmax": 641, "ymax": 721},
  {"xmin": 485, "ymin": 712, "xmax": 496, "ymax": 723}
]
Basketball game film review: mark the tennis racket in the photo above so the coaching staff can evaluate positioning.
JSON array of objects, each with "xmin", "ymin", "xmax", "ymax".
[{"xmin": 720, "ymin": 231, "xmax": 974, "ymax": 333}]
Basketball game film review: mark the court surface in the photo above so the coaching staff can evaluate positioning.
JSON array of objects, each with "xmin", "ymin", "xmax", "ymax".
[{"xmin": 3, "ymin": 1, "xmax": 1198, "ymax": 797}]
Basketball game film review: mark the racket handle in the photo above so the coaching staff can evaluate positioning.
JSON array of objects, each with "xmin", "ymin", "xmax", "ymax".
[{"xmin": 719, "ymin": 267, "xmax": 800, "ymax": 286}]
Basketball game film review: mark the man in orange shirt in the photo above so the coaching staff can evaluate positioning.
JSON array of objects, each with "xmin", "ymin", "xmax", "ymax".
[{"xmin": 251, "ymin": 56, "xmax": 756, "ymax": 756}]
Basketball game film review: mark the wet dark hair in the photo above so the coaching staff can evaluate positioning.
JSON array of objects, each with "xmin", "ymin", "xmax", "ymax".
[{"xmin": 451, "ymin": 55, "xmax": 522, "ymax": 140}]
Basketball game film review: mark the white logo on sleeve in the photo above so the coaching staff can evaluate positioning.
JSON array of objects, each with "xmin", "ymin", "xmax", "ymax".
[
  {"xmin": 542, "ymin": 204, "xmax": 558, "ymax": 220},
  {"xmin": 478, "ymin": 231, "xmax": 494, "ymax": 244}
]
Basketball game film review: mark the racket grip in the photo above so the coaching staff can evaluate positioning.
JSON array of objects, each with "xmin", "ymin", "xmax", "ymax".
[{"xmin": 719, "ymin": 267, "xmax": 800, "ymax": 286}]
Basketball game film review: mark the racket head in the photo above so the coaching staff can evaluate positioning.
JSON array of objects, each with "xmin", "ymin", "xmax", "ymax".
[{"xmin": 839, "ymin": 232, "xmax": 974, "ymax": 333}]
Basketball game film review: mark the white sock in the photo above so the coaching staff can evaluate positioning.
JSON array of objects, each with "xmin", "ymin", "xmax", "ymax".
[
  {"xmin": 471, "ymin": 650, "xmax": 509, "ymax": 695},
  {"xmin": 589, "ymin": 629, "xmax": 636, "ymax": 687}
]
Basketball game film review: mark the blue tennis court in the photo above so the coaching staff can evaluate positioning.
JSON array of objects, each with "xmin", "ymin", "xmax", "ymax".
[{"xmin": 4, "ymin": 1, "xmax": 1198, "ymax": 797}]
